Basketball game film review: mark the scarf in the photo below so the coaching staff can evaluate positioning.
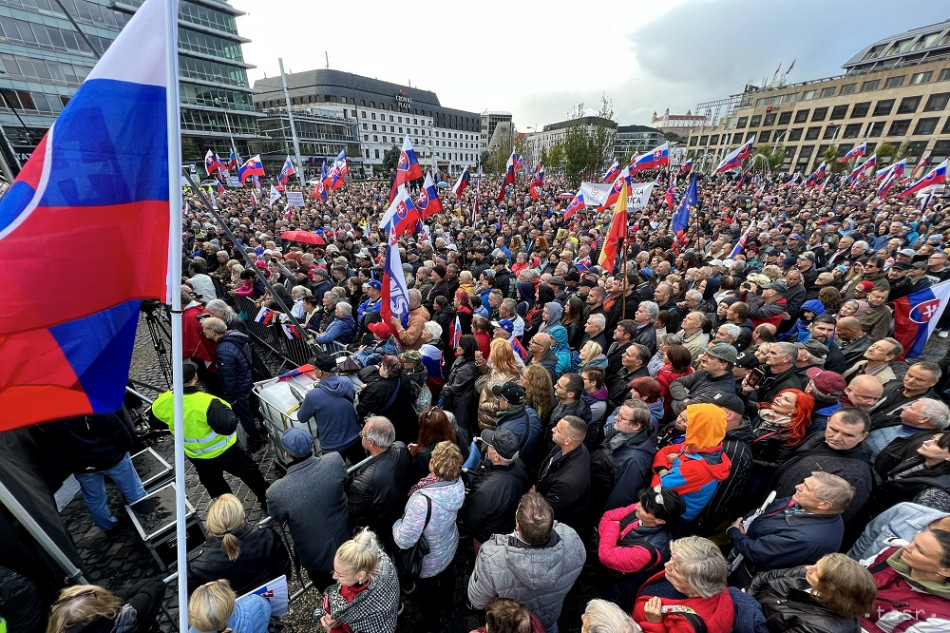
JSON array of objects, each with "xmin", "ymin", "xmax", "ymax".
[
  {"xmin": 757, "ymin": 407, "xmax": 792, "ymax": 427},
  {"xmin": 409, "ymin": 473, "xmax": 446, "ymax": 496}
]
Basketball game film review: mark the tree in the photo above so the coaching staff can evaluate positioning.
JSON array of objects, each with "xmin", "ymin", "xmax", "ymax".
[
  {"xmin": 547, "ymin": 142, "xmax": 564, "ymax": 171},
  {"xmin": 663, "ymin": 131, "xmax": 686, "ymax": 144},
  {"xmin": 382, "ymin": 144, "xmax": 400, "ymax": 172},
  {"xmin": 755, "ymin": 146, "xmax": 786, "ymax": 171},
  {"xmin": 479, "ymin": 150, "xmax": 491, "ymax": 170},
  {"xmin": 896, "ymin": 141, "xmax": 910, "ymax": 160},
  {"xmin": 539, "ymin": 146, "xmax": 549, "ymax": 167},
  {"xmin": 562, "ymin": 95, "xmax": 617, "ymax": 187},
  {"xmin": 877, "ymin": 142, "xmax": 896, "ymax": 165},
  {"xmin": 823, "ymin": 145, "xmax": 844, "ymax": 174}
]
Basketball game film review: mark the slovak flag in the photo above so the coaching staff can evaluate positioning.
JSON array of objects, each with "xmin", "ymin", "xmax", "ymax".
[
  {"xmin": 514, "ymin": 155, "xmax": 524, "ymax": 174},
  {"xmin": 239, "ymin": 155, "xmax": 265, "ymax": 184},
  {"xmin": 531, "ymin": 164, "xmax": 545, "ymax": 187},
  {"xmin": 511, "ymin": 337, "xmax": 529, "ymax": 361},
  {"xmin": 0, "ymin": 0, "xmax": 177, "ymax": 430},
  {"xmin": 281, "ymin": 323, "xmax": 301, "ymax": 340},
  {"xmin": 452, "ymin": 169, "xmax": 469, "ymax": 200},
  {"xmin": 603, "ymin": 159, "xmax": 621, "ymax": 183},
  {"xmin": 848, "ymin": 155, "xmax": 875, "ymax": 189},
  {"xmin": 716, "ymin": 136, "xmax": 755, "ymax": 173},
  {"xmin": 255, "ymin": 306, "xmax": 276, "ymax": 325},
  {"xmin": 310, "ymin": 175, "xmax": 327, "ymax": 201},
  {"xmin": 228, "ymin": 149, "xmax": 241, "ymax": 172},
  {"xmin": 838, "ymin": 141, "xmax": 866, "ymax": 163},
  {"xmin": 381, "ymin": 213, "xmax": 412, "ymax": 329},
  {"xmin": 496, "ymin": 152, "xmax": 517, "ymax": 204},
  {"xmin": 390, "ymin": 136, "xmax": 424, "ymax": 203},
  {"xmin": 416, "ymin": 173, "xmax": 444, "ymax": 220},
  {"xmin": 912, "ymin": 153, "xmax": 930, "ymax": 180},
  {"xmin": 379, "ymin": 185, "xmax": 420, "ymax": 237},
  {"xmin": 665, "ymin": 184, "xmax": 676, "ymax": 209},
  {"xmin": 563, "ymin": 193, "xmax": 586, "ymax": 220},
  {"xmin": 451, "ymin": 314, "xmax": 461, "ymax": 348},
  {"xmin": 205, "ymin": 149, "xmax": 223, "ymax": 175},
  {"xmin": 332, "ymin": 150, "xmax": 349, "ymax": 177},
  {"xmin": 876, "ymin": 158, "xmax": 906, "ymax": 182},
  {"xmin": 597, "ymin": 166, "xmax": 630, "ymax": 210},
  {"xmin": 278, "ymin": 155, "xmax": 295, "ymax": 185},
  {"xmin": 816, "ymin": 175, "xmax": 832, "ymax": 193},
  {"xmin": 877, "ymin": 170, "xmax": 898, "ymax": 199},
  {"xmin": 804, "ymin": 162, "xmax": 827, "ymax": 188},
  {"xmin": 728, "ymin": 222, "xmax": 756, "ymax": 259},
  {"xmin": 631, "ymin": 143, "xmax": 670, "ymax": 173},
  {"xmin": 629, "ymin": 152, "xmax": 640, "ymax": 166},
  {"xmin": 900, "ymin": 160, "xmax": 948, "ymax": 197},
  {"xmin": 892, "ymin": 280, "xmax": 950, "ymax": 359},
  {"xmin": 679, "ymin": 159, "xmax": 693, "ymax": 176}
]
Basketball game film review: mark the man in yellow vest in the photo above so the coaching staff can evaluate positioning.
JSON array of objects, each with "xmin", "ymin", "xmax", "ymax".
[{"xmin": 150, "ymin": 362, "xmax": 269, "ymax": 510}]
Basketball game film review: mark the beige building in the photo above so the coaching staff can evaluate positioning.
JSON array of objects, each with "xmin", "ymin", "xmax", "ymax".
[
  {"xmin": 652, "ymin": 108, "xmax": 709, "ymax": 137},
  {"xmin": 687, "ymin": 20, "xmax": 950, "ymax": 174}
]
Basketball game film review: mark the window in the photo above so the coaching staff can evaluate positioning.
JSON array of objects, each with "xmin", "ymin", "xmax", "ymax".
[
  {"xmin": 888, "ymin": 120, "xmax": 910, "ymax": 136},
  {"xmin": 840, "ymin": 83, "xmax": 857, "ymax": 95},
  {"xmin": 823, "ymin": 126, "xmax": 841, "ymax": 140},
  {"xmin": 941, "ymin": 68, "xmax": 950, "ymax": 82},
  {"xmin": 750, "ymin": 115, "xmax": 762, "ymax": 127},
  {"xmin": 794, "ymin": 110, "xmax": 809, "ymax": 123},
  {"xmin": 943, "ymin": 118, "xmax": 950, "ymax": 134},
  {"xmin": 733, "ymin": 132, "xmax": 744, "ymax": 143},
  {"xmin": 820, "ymin": 86, "xmax": 837, "ymax": 98},
  {"xmin": 851, "ymin": 102, "xmax": 870, "ymax": 118},
  {"xmin": 374, "ymin": 149, "xmax": 380, "ymax": 159},
  {"xmin": 873, "ymin": 99, "xmax": 895, "ymax": 116},
  {"xmin": 805, "ymin": 127, "xmax": 821, "ymax": 140},
  {"xmin": 843, "ymin": 124, "xmax": 862, "ymax": 138},
  {"xmin": 778, "ymin": 112, "xmax": 792, "ymax": 125},
  {"xmin": 925, "ymin": 93, "xmax": 950, "ymax": 111},
  {"xmin": 709, "ymin": 135, "xmax": 719, "ymax": 144},
  {"xmin": 759, "ymin": 130, "xmax": 771, "ymax": 143},
  {"xmin": 914, "ymin": 117, "xmax": 939, "ymax": 135},
  {"xmin": 802, "ymin": 90, "xmax": 816, "ymax": 101},
  {"xmin": 898, "ymin": 96, "xmax": 921, "ymax": 114},
  {"xmin": 764, "ymin": 112, "xmax": 776, "ymax": 126},
  {"xmin": 867, "ymin": 121, "xmax": 885, "ymax": 137},
  {"xmin": 689, "ymin": 136, "xmax": 698, "ymax": 146},
  {"xmin": 884, "ymin": 75, "xmax": 905, "ymax": 89},
  {"xmin": 861, "ymin": 80, "xmax": 880, "ymax": 92},
  {"xmin": 812, "ymin": 107, "xmax": 828, "ymax": 121},
  {"xmin": 788, "ymin": 128, "xmax": 803, "ymax": 141},
  {"xmin": 699, "ymin": 135, "xmax": 708, "ymax": 145},
  {"xmin": 911, "ymin": 71, "xmax": 932, "ymax": 85},
  {"xmin": 736, "ymin": 117, "xmax": 748, "ymax": 128},
  {"xmin": 830, "ymin": 105, "xmax": 848, "ymax": 119}
]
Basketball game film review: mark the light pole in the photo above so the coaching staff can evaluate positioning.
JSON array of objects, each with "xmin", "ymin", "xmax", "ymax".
[{"xmin": 213, "ymin": 97, "xmax": 237, "ymax": 159}]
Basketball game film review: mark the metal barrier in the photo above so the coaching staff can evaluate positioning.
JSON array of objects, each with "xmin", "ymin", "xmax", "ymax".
[{"xmin": 233, "ymin": 296, "xmax": 318, "ymax": 373}]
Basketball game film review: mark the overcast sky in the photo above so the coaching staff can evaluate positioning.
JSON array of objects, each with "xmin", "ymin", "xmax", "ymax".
[{"xmin": 231, "ymin": 0, "xmax": 949, "ymax": 129}]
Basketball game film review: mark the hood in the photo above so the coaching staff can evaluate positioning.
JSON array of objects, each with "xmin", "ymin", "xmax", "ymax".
[
  {"xmin": 219, "ymin": 330, "xmax": 250, "ymax": 345},
  {"xmin": 418, "ymin": 478, "xmax": 466, "ymax": 512},
  {"xmin": 583, "ymin": 386, "xmax": 609, "ymax": 403},
  {"xmin": 685, "ymin": 403, "xmax": 727, "ymax": 449},
  {"xmin": 801, "ymin": 299, "xmax": 825, "ymax": 316},
  {"xmin": 518, "ymin": 282, "xmax": 535, "ymax": 306},
  {"xmin": 545, "ymin": 301, "xmax": 563, "ymax": 325},
  {"xmin": 549, "ymin": 325, "xmax": 569, "ymax": 351},
  {"xmin": 648, "ymin": 399, "xmax": 665, "ymax": 416},
  {"xmin": 499, "ymin": 524, "xmax": 579, "ymax": 589},
  {"xmin": 318, "ymin": 374, "xmax": 356, "ymax": 398},
  {"xmin": 887, "ymin": 548, "xmax": 950, "ymax": 599}
]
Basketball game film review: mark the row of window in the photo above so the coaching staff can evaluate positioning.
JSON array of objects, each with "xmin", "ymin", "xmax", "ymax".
[
  {"xmin": 358, "ymin": 121, "xmax": 476, "ymax": 141},
  {"xmin": 0, "ymin": 52, "xmax": 89, "ymax": 85},
  {"xmin": 0, "ymin": 0, "xmax": 129, "ymax": 30},
  {"xmin": 178, "ymin": 0, "xmax": 238, "ymax": 35},
  {"xmin": 261, "ymin": 95, "xmax": 480, "ymax": 132},
  {"xmin": 259, "ymin": 119, "xmax": 355, "ymax": 143},
  {"xmin": 178, "ymin": 26, "xmax": 243, "ymax": 62},
  {"xmin": 360, "ymin": 133, "xmax": 477, "ymax": 149},
  {"xmin": 179, "ymin": 55, "xmax": 249, "ymax": 88},
  {"xmin": 691, "ymin": 115, "xmax": 950, "ymax": 147},
  {"xmin": 863, "ymin": 32, "xmax": 950, "ymax": 61},
  {"xmin": 362, "ymin": 147, "xmax": 476, "ymax": 162},
  {"xmin": 0, "ymin": 86, "xmax": 67, "ymax": 114},
  {"xmin": 181, "ymin": 108, "xmax": 258, "ymax": 135},
  {"xmin": 754, "ymin": 68, "xmax": 950, "ymax": 108},
  {"xmin": 179, "ymin": 84, "xmax": 254, "ymax": 111},
  {"xmin": 0, "ymin": 14, "xmax": 109, "ymax": 56}
]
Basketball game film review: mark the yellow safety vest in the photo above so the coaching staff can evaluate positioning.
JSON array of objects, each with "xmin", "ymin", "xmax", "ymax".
[{"xmin": 152, "ymin": 391, "xmax": 237, "ymax": 459}]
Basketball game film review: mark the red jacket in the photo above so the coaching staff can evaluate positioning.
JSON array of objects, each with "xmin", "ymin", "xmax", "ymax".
[
  {"xmin": 182, "ymin": 303, "xmax": 215, "ymax": 365},
  {"xmin": 598, "ymin": 504, "xmax": 667, "ymax": 573},
  {"xmin": 861, "ymin": 547, "xmax": 950, "ymax": 633},
  {"xmin": 656, "ymin": 365, "xmax": 692, "ymax": 420},
  {"xmin": 634, "ymin": 570, "xmax": 734, "ymax": 633}
]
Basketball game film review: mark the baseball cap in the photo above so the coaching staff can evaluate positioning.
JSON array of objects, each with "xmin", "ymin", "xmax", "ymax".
[
  {"xmin": 363, "ymin": 280, "xmax": 382, "ymax": 290},
  {"xmin": 789, "ymin": 233, "xmax": 803, "ymax": 241},
  {"xmin": 310, "ymin": 266, "xmax": 328, "ymax": 278},
  {"xmin": 549, "ymin": 275, "xmax": 565, "ymax": 287},
  {"xmin": 709, "ymin": 259, "xmax": 723, "ymax": 267},
  {"xmin": 491, "ymin": 381, "xmax": 526, "ymax": 406},
  {"xmin": 282, "ymin": 427, "xmax": 314, "ymax": 459},
  {"xmin": 491, "ymin": 319, "xmax": 514, "ymax": 334},
  {"xmin": 311, "ymin": 354, "xmax": 337, "ymax": 372},
  {"xmin": 806, "ymin": 367, "xmax": 846, "ymax": 397},
  {"xmin": 856, "ymin": 281, "xmax": 874, "ymax": 293},
  {"xmin": 912, "ymin": 261, "xmax": 929, "ymax": 270},
  {"xmin": 367, "ymin": 321, "xmax": 394, "ymax": 339},
  {"xmin": 898, "ymin": 248, "xmax": 917, "ymax": 257},
  {"xmin": 638, "ymin": 267, "xmax": 654, "ymax": 281},
  {"xmin": 734, "ymin": 351, "xmax": 760, "ymax": 369},
  {"xmin": 480, "ymin": 428, "xmax": 520, "ymax": 460},
  {"xmin": 705, "ymin": 342, "xmax": 738, "ymax": 364},
  {"xmin": 891, "ymin": 262, "xmax": 911, "ymax": 271},
  {"xmin": 762, "ymin": 282, "xmax": 788, "ymax": 292}
]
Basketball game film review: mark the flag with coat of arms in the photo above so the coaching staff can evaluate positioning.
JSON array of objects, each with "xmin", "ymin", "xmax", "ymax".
[{"xmin": 891, "ymin": 280, "xmax": 950, "ymax": 360}]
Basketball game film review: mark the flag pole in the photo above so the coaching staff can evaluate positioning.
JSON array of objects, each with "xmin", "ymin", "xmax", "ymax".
[
  {"xmin": 278, "ymin": 58, "xmax": 306, "ymax": 191},
  {"xmin": 163, "ymin": 1, "xmax": 188, "ymax": 631}
]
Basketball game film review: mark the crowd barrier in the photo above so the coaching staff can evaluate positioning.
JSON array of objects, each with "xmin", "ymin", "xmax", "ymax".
[{"xmin": 233, "ymin": 296, "xmax": 317, "ymax": 372}]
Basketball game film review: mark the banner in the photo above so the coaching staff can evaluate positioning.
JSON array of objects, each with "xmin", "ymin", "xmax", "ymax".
[
  {"xmin": 226, "ymin": 176, "xmax": 241, "ymax": 188},
  {"xmin": 286, "ymin": 191, "xmax": 305, "ymax": 207}
]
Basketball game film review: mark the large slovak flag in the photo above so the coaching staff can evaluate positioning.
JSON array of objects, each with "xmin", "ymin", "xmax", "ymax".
[
  {"xmin": 597, "ymin": 166, "xmax": 631, "ymax": 210},
  {"xmin": 452, "ymin": 168, "xmax": 469, "ymax": 200},
  {"xmin": 603, "ymin": 159, "xmax": 621, "ymax": 183},
  {"xmin": 0, "ymin": 0, "xmax": 173, "ymax": 430},
  {"xmin": 876, "ymin": 158, "xmax": 906, "ymax": 182},
  {"xmin": 892, "ymin": 280, "xmax": 950, "ymax": 359},
  {"xmin": 496, "ymin": 152, "xmax": 517, "ymax": 204},
  {"xmin": 679, "ymin": 158, "xmax": 693, "ymax": 176},
  {"xmin": 416, "ymin": 173, "xmax": 444, "ymax": 220},
  {"xmin": 631, "ymin": 143, "xmax": 670, "ymax": 173},
  {"xmin": 379, "ymin": 185, "xmax": 420, "ymax": 237},
  {"xmin": 715, "ymin": 136, "xmax": 755, "ymax": 173},
  {"xmin": 838, "ymin": 141, "xmax": 866, "ymax": 163},
  {"xmin": 728, "ymin": 222, "xmax": 756, "ymax": 259},
  {"xmin": 239, "ymin": 155, "xmax": 265, "ymax": 184},
  {"xmin": 900, "ymin": 160, "xmax": 948, "ymax": 197},
  {"xmin": 804, "ymin": 162, "xmax": 827, "ymax": 188},
  {"xmin": 912, "ymin": 153, "xmax": 930, "ymax": 180},
  {"xmin": 390, "ymin": 136, "xmax": 424, "ymax": 203},
  {"xmin": 381, "ymin": 217, "xmax": 412, "ymax": 328},
  {"xmin": 228, "ymin": 149, "xmax": 241, "ymax": 172},
  {"xmin": 205, "ymin": 149, "xmax": 223, "ymax": 175},
  {"xmin": 563, "ymin": 192, "xmax": 586, "ymax": 220},
  {"xmin": 278, "ymin": 155, "xmax": 295, "ymax": 185}
]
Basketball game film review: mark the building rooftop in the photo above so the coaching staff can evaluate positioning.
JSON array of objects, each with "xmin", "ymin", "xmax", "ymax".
[
  {"xmin": 843, "ymin": 19, "xmax": 950, "ymax": 74},
  {"xmin": 617, "ymin": 124, "xmax": 663, "ymax": 134},
  {"xmin": 542, "ymin": 116, "xmax": 617, "ymax": 132}
]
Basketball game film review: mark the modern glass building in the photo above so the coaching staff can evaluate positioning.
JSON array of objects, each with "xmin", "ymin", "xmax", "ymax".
[{"xmin": 0, "ymin": 0, "xmax": 260, "ymax": 177}]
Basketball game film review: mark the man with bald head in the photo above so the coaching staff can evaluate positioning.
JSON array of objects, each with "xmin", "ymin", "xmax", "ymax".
[
  {"xmin": 528, "ymin": 332, "xmax": 558, "ymax": 382},
  {"xmin": 840, "ymin": 375, "xmax": 884, "ymax": 412},
  {"xmin": 836, "ymin": 316, "xmax": 870, "ymax": 368}
]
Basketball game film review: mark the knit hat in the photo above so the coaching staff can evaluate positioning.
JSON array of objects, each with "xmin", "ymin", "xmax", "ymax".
[{"xmin": 684, "ymin": 403, "xmax": 727, "ymax": 450}]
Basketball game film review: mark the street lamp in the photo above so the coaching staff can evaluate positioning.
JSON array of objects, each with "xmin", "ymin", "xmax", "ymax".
[{"xmin": 213, "ymin": 97, "xmax": 237, "ymax": 158}]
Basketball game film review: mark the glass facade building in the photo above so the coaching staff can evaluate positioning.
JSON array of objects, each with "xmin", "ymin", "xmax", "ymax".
[{"xmin": 0, "ymin": 0, "xmax": 259, "ymax": 176}]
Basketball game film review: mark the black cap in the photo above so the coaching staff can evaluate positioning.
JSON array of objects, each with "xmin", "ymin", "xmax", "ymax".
[
  {"xmin": 491, "ymin": 381, "xmax": 526, "ymax": 406},
  {"xmin": 480, "ymin": 428, "xmax": 520, "ymax": 460}
]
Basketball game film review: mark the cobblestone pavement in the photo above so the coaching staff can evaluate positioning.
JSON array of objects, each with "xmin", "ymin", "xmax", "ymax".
[{"xmin": 58, "ymin": 312, "xmax": 950, "ymax": 633}]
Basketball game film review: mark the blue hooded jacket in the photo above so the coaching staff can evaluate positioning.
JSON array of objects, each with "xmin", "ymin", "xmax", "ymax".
[
  {"xmin": 297, "ymin": 375, "xmax": 360, "ymax": 452},
  {"xmin": 778, "ymin": 299, "xmax": 825, "ymax": 342}
]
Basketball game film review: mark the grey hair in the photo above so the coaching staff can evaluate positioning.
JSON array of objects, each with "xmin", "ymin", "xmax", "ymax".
[
  {"xmin": 291, "ymin": 285, "xmax": 312, "ymax": 298},
  {"xmin": 880, "ymin": 337, "xmax": 904, "ymax": 358},
  {"xmin": 669, "ymin": 536, "xmax": 729, "ymax": 598},
  {"xmin": 853, "ymin": 240, "xmax": 869, "ymax": 250},
  {"xmin": 640, "ymin": 301, "xmax": 659, "ymax": 321},
  {"xmin": 424, "ymin": 321, "xmax": 443, "ymax": 340},
  {"xmin": 336, "ymin": 301, "xmax": 352, "ymax": 317},
  {"xmin": 408, "ymin": 288, "xmax": 422, "ymax": 303},
  {"xmin": 718, "ymin": 323, "xmax": 740, "ymax": 342},
  {"xmin": 205, "ymin": 299, "xmax": 235, "ymax": 320},
  {"xmin": 588, "ymin": 313, "xmax": 606, "ymax": 330},
  {"xmin": 771, "ymin": 341, "xmax": 798, "ymax": 363},
  {"xmin": 661, "ymin": 333, "xmax": 684, "ymax": 346},
  {"xmin": 800, "ymin": 348, "xmax": 826, "ymax": 367},
  {"xmin": 685, "ymin": 290, "xmax": 703, "ymax": 302},
  {"xmin": 917, "ymin": 398, "xmax": 950, "ymax": 430},
  {"xmin": 912, "ymin": 361, "xmax": 942, "ymax": 383},
  {"xmin": 583, "ymin": 599, "xmax": 640, "ymax": 633},
  {"xmin": 363, "ymin": 417, "xmax": 395, "ymax": 448},
  {"xmin": 809, "ymin": 471, "xmax": 855, "ymax": 513},
  {"xmin": 202, "ymin": 316, "xmax": 227, "ymax": 335}
]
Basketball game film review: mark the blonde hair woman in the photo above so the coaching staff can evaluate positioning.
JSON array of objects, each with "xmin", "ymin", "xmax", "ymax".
[
  {"xmin": 188, "ymin": 579, "xmax": 270, "ymax": 633},
  {"xmin": 188, "ymin": 494, "xmax": 291, "ymax": 595},
  {"xmin": 47, "ymin": 580, "xmax": 167, "ymax": 633},
  {"xmin": 314, "ymin": 529, "xmax": 400, "ymax": 633},
  {"xmin": 476, "ymin": 338, "xmax": 524, "ymax": 431}
]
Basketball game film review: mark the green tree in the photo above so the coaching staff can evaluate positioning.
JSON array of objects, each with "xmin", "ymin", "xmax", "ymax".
[
  {"xmin": 754, "ymin": 147, "xmax": 785, "ymax": 171},
  {"xmin": 382, "ymin": 144, "xmax": 400, "ymax": 172},
  {"xmin": 896, "ymin": 141, "xmax": 910, "ymax": 159},
  {"xmin": 823, "ymin": 145, "xmax": 844, "ymax": 174},
  {"xmin": 877, "ymin": 142, "xmax": 896, "ymax": 164},
  {"xmin": 479, "ymin": 150, "xmax": 491, "ymax": 170},
  {"xmin": 562, "ymin": 96, "xmax": 617, "ymax": 187},
  {"xmin": 547, "ymin": 142, "xmax": 564, "ymax": 170},
  {"xmin": 539, "ymin": 146, "xmax": 549, "ymax": 167}
]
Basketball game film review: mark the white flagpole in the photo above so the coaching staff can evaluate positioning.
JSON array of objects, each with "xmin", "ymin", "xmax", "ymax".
[{"xmin": 163, "ymin": 0, "xmax": 187, "ymax": 631}]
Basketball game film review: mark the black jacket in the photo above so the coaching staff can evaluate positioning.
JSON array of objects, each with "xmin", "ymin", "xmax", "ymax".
[
  {"xmin": 632, "ymin": 323, "xmax": 658, "ymax": 356},
  {"xmin": 187, "ymin": 524, "xmax": 291, "ymax": 595},
  {"xmin": 750, "ymin": 568, "xmax": 861, "ymax": 633},
  {"xmin": 441, "ymin": 358, "xmax": 479, "ymax": 434},
  {"xmin": 605, "ymin": 293, "xmax": 640, "ymax": 335},
  {"xmin": 355, "ymin": 375, "xmax": 418, "ymax": 443},
  {"xmin": 38, "ymin": 413, "xmax": 134, "ymax": 473},
  {"xmin": 462, "ymin": 459, "xmax": 531, "ymax": 543},
  {"xmin": 345, "ymin": 443, "xmax": 412, "ymax": 547},
  {"xmin": 536, "ymin": 445, "xmax": 591, "ymax": 530}
]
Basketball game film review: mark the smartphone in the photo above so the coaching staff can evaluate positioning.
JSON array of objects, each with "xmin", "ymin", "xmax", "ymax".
[{"xmin": 746, "ymin": 366, "xmax": 767, "ymax": 388}]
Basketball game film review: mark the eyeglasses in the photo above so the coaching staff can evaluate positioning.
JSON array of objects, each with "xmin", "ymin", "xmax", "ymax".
[{"xmin": 653, "ymin": 484, "xmax": 665, "ymax": 506}]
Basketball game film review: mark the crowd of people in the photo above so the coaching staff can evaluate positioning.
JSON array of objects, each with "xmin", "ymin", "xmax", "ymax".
[{"xmin": 15, "ymin": 165, "xmax": 950, "ymax": 633}]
